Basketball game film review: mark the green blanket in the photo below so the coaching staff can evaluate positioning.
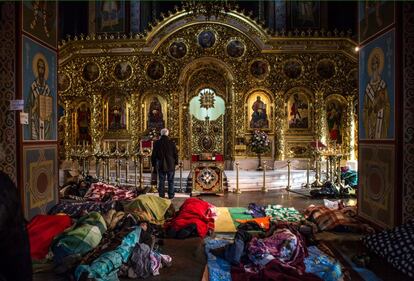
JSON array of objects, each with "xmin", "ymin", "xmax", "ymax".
[
  {"xmin": 124, "ymin": 195, "xmax": 171, "ymax": 224},
  {"xmin": 228, "ymin": 207, "xmax": 253, "ymax": 227},
  {"xmin": 51, "ymin": 212, "xmax": 107, "ymax": 265}
]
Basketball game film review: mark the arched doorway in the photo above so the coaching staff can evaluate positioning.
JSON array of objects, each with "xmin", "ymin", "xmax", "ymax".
[{"xmin": 179, "ymin": 58, "xmax": 235, "ymax": 165}]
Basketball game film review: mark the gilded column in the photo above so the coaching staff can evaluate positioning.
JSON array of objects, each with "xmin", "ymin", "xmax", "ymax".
[
  {"xmin": 274, "ymin": 92, "xmax": 285, "ymax": 160},
  {"xmin": 64, "ymin": 100, "xmax": 72, "ymax": 160},
  {"xmin": 345, "ymin": 96, "xmax": 355, "ymax": 160},
  {"xmin": 91, "ymin": 94, "xmax": 103, "ymax": 152},
  {"xmin": 129, "ymin": 92, "xmax": 141, "ymax": 152},
  {"xmin": 314, "ymin": 90, "xmax": 328, "ymax": 144}
]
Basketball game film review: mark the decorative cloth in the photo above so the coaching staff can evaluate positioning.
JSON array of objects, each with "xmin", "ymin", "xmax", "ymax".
[
  {"xmin": 84, "ymin": 182, "xmax": 136, "ymax": 202},
  {"xmin": 265, "ymin": 205, "xmax": 303, "ymax": 222},
  {"xmin": 362, "ymin": 220, "xmax": 414, "ymax": 278}
]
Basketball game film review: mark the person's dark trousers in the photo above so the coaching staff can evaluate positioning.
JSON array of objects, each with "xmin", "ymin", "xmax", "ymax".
[{"xmin": 158, "ymin": 171, "xmax": 175, "ymax": 199}]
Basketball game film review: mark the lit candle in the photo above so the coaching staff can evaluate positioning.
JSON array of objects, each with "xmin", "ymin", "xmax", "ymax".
[{"xmin": 316, "ymin": 139, "xmax": 319, "ymax": 150}]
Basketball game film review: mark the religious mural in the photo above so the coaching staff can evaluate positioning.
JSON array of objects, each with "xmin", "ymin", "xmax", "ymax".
[
  {"xmin": 283, "ymin": 59, "xmax": 303, "ymax": 79},
  {"xmin": 291, "ymin": 1, "xmax": 320, "ymax": 29},
  {"xmin": 83, "ymin": 62, "xmax": 100, "ymax": 82},
  {"xmin": 226, "ymin": 40, "xmax": 245, "ymax": 58},
  {"xmin": 169, "ymin": 41, "xmax": 187, "ymax": 59},
  {"xmin": 95, "ymin": 0, "xmax": 125, "ymax": 33},
  {"xmin": 287, "ymin": 92, "xmax": 309, "ymax": 129},
  {"xmin": 22, "ymin": 1, "xmax": 57, "ymax": 48},
  {"xmin": 23, "ymin": 36, "xmax": 57, "ymax": 141},
  {"xmin": 146, "ymin": 61, "xmax": 165, "ymax": 80},
  {"xmin": 113, "ymin": 61, "xmax": 132, "ymax": 81},
  {"xmin": 359, "ymin": 1, "xmax": 395, "ymax": 44},
  {"xmin": 58, "ymin": 73, "xmax": 71, "ymax": 92},
  {"xmin": 106, "ymin": 95, "xmax": 128, "ymax": 131},
  {"xmin": 359, "ymin": 29, "xmax": 394, "ymax": 140},
  {"xmin": 316, "ymin": 59, "xmax": 336, "ymax": 80},
  {"xmin": 23, "ymin": 145, "xmax": 58, "ymax": 219},
  {"xmin": 198, "ymin": 30, "xmax": 216, "ymax": 48},
  {"xmin": 359, "ymin": 144, "xmax": 395, "ymax": 228},
  {"xmin": 146, "ymin": 96, "xmax": 166, "ymax": 131},
  {"xmin": 250, "ymin": 60, "xmax": 269, "ymax": 80},
  {"xmin": 76, "ymin": 103, "xmax": 91, "ymax": 145},
  {"xmin": 247, "ymin": 92, "xmax": 270, "ymax": 130},
  {"xmin": 326, "ymin": 99, "xmax": 344, "ymax": 144}
]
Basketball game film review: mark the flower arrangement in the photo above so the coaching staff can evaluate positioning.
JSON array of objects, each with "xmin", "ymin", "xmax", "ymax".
[
  {"xmin": 146, "ymin": 128, "xmax": 159, "ymax": 140},
  {"xmin": 249, "ymin": 130, "xmax": 271, "ymax": 154}
]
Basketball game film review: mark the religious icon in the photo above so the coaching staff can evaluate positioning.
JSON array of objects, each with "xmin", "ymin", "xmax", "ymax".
[
  {"xmin": 317, "ymin": 59, "xmax": 335, "ymax": 79},
  {"xmin": 362, "ymin": 47, "xmax": 390, "ymax": 139},
  {"xmin": 23, "ymin": 1, "xmax": 57, "ymax": 48},
  {"xmin": 146, "ymin": 61, "xmax": 164, "ymax": 80},
  {"xmin": 198, "ymin": 30, "xmax": 216, "ymax": 49},
  {"xmin": 58, "ymin": 73, "xmax": 70, "ymax": 92},
  {"xmin": 107, "ymin": 96, "xmax": 127, "ymax": 131},
  {"xmin": 250, "ymin": 96, "xmax": 269, "ymax": 129},
  {"xmin": 82, "ymin": 62, "xmax": 100, "ymax": 82},
  {"xmin": 250, "ymin": 60, "xmax": 269, "ymax": 79},
  {"xmin": 96, "ymin": 0, "xmax": 125, "ymax": 32},
  {"xmin": 147, "ymin": 96, "xmax": 165, "ymax": 131},
  {"xmin": 291, "ymin": 1, "xmax": 320, "ymax": 29},
  {"xmin": 359, "ymin": 1, "xmax": 394, "ymax": 43},
  {"xmin": 27, "ymin": 52, "xmax": 53, "ymax": 140},
  {"xmin": 283, "ymin": 60, "xmax": 302, "ymax": 79},
  {"xmin": 226, "ymin": 40, "xmax": 245, "ymax": 58},
  {"xmin": 114, "ymin": 61, "xmax": 132, "ymax": 81},
  {"xmin": 288, "ymin": 93, "xmax": 309, "ymax": 129},
  {"xmin": 169, "ymin": 41, "xmax": 187, "ymax": 59},
  {"xmin": 76, "ymin": 103, "xmax": 91, "ymax": 144},
  {"xmin": 326, "ymin": 101, "xmax": 342, "ymax": 143}
]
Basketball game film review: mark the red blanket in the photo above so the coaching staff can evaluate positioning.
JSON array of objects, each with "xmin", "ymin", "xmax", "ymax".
[
  {"xmin": 28, "ymin": 214, "xmax": 72, "ymax": 260},
  {"xmin": 165, "ymin": 198, "xmax": 215, "ymax": 238}
]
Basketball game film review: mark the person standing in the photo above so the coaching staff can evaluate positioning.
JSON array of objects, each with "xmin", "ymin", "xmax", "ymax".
[{"xmin": 151, "ymin": 128, "xmax": 178, "ymax": 199}]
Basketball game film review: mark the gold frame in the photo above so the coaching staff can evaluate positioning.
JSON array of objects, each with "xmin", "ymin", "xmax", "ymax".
[
  {"xmin": 245, "ymin": 89, "xmax": 273, "ymax": 132},
  {"xmin": 196, "ymin": 27, "xmax": 219, "ymax": 49},
  {"xmin": 248, "ymin": 58, "xmax": 270, "ymax": 81},
  {"xmin": 145, "ymin": 60, "xmax": 166, "ymax": 81},
  {"xmin": 58, "ymin": 5, "xmax": 358, "ymax": 161},
  {"xmin": 167, "ymin": 38, "xmax": 189, "ymax": 60},
  {"xmin": 225, "ymin": 37, "xmax": 246, "ymax": 59},
  {"xmin": 81, "ymin": 61, "xmax": 101, "ymax": 83},
  {"xmin": 112, "ymin": 60, "xmax": 134, "ymax": 82}
]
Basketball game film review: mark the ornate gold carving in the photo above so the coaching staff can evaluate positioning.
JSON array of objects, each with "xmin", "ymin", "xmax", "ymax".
[{"xmin": 57, "ymin": 7, "xmax": 357, "ymax": 163}]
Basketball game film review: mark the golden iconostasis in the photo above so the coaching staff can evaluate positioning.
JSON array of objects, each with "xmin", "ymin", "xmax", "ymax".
[{"xmin": 58, "ymin": 7, "xmax": 358, "ymax": 163}]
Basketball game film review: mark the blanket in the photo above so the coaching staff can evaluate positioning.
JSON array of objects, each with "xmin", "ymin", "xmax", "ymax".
[
  {"xmin": 165, "ymin": 198, "xmax": 215, "ymax": 238},
  {"xmin": 28, "ymin": 214, "xmax": 72, "ymax": 260}
]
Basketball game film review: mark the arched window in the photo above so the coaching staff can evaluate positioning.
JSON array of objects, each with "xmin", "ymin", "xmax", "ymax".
[{"xmin": 189, "ymin": 88, "xmax": 225, "ymax": 121}]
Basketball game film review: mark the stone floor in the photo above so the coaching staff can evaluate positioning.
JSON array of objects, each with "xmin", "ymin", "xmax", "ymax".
[{"xmin": 34, "ymin": 190, "xmax": 409, "ymax": 281}]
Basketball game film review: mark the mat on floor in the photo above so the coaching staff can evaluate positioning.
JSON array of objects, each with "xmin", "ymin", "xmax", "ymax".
[
  {"xmin": 215, "ymin": 207, "xmax": 237, "ymax": 233},
  {"xmin": 227, "ymin": 207, "xmax": 253, "ymax": 227}
]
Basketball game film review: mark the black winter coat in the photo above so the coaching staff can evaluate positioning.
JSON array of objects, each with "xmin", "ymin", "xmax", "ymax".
[{"xmin": 151, "ymin": 136, "xmax": 178, "ymax": 172}]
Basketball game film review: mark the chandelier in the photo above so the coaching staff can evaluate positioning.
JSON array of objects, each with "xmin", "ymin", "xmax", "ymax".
[{"xmin": 182, "ymin": 0, "xmax": 234, "ymax": 20}]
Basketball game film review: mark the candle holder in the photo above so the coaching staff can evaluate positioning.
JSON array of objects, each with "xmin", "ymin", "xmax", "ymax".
[{"xmin": 311, "ymin": 147, "xmax": 323, "ymax": 188}]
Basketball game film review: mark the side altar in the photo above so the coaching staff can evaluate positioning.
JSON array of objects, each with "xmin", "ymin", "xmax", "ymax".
[{"xmin": 191, "ymin": 154, "xmax": 225, "ymax": 195}]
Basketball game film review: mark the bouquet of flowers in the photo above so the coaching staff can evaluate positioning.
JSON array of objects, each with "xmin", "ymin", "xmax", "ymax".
[
  {"xmin": 146, "ymin": 128, "xmax": 159, "ymax": 140},
  {"xmin": 249, "ymin": 130, "xmax": 271, "ymax": 154}
]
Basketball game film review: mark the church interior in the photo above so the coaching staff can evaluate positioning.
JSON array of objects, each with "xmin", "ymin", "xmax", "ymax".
[{"xmin": 0, "ymin": 1, "xmax": 413, "ymax": 280}]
